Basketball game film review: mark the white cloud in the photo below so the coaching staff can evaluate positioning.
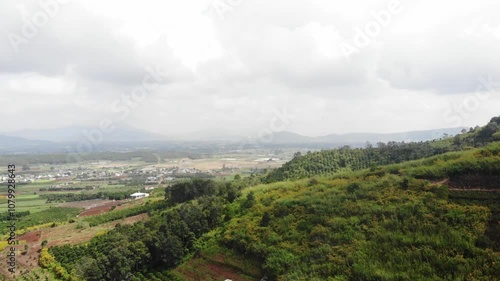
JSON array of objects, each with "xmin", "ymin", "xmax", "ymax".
[{"xmin": 0, "ymin": 0, "xmax": 499, "ymax": 136}]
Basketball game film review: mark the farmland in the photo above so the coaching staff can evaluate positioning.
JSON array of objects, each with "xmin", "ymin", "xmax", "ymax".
[{"xmin": 0, "ymin": 150, "xmax": 291, "ymax": 280}]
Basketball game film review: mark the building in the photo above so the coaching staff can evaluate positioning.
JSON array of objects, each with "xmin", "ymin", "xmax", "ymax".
[{"xmin": 130, "ymin": 192, "xmax": 149, "ymax": 200}]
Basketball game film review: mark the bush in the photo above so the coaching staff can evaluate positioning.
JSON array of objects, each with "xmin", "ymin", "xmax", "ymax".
[
  {"xmin": 347, "ymin": 183, "xmax": 360, "ymax": 193},
  {"xmin": 76, "ymin": 221, "xmax": 89, "ymax": 230},
  {"xmin": 475, "ymin": 235, "xmax": 493, "ymax": 249},
  {"xmin": 39, "ymin": 248, "xmax": 55, "ymax": 268}
]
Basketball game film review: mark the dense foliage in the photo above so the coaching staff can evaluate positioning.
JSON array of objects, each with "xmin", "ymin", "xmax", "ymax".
[
  {"xmin": 221, "ymin": 143, "xmax": 500, "ymax": 280},
  {"xmin": 49, "ymin": 178, "xmax": 248, "ymax": 281},
  {"xmin": 166, "ymin": 178, "xmax": 244, "ymax": 205}
]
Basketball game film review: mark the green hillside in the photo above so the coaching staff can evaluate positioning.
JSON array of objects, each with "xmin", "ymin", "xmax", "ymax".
[
  {"xmin": 264, "ymin": 116, "xmax": 500, "ymax": 183},
  {"xmin": 218, "ymin": 142, "xmax": 500, "ymax": 280}
]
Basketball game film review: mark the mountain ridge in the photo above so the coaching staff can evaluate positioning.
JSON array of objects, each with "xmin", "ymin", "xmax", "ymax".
[{"xmin": 3, "ymin": 126, "xmax": 466, "ymax": 143}]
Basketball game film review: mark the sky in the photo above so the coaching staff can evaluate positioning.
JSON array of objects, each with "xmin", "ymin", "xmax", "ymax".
[{"xmin": 0, "ymin": 0, "xmax": 499, "ymax": 137}]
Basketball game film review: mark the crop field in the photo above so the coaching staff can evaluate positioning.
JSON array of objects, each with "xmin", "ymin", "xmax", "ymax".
[{"xmin": 0, "ymin": 194, "xmax": 58, "ymax": 213}]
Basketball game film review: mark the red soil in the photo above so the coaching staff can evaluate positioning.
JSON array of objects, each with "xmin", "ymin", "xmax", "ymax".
[{"xmin": 78, "ymin": 201, "xmax": 123, "ymax": 217}]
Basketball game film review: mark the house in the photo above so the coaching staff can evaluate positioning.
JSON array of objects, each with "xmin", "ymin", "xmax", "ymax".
[
  {"xmin": 144, "ymin": 186, "xmax": 155, "ymax": 191},
  {"xmin": 145, "ymin": 176, "xmax": 159, "ymax": 184},
  {"xmin": 130, "ymin": 192, "xmax": 149, "ymax": 200}
]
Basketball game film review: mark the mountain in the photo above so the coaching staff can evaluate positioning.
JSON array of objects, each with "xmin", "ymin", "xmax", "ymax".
[
  {"xmin": 268, "ymin": 127, "xmax": 466, "ymax": 144},
  {"xmin": 317, "ymin": 128, "xmax": 467, "ymax": 143},
  {"xmin": 0, "ymin": 134, "xmax": 55, "ymax": 154},
  {"xmin": 3, "ymin": 125, "xmax": 465, "ymax": 144},
  {"xmin": 4, "ymin": 125, "xmax": 169, "ymax": 143}
]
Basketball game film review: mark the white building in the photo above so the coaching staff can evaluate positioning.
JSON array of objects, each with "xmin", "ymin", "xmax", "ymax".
[{"xmin": 130, "ymin": 192, "xmax": 150, "ymax": 200}]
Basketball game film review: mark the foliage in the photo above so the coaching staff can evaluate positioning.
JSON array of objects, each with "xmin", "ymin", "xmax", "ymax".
[
  {"xmin": 166, "ymin": 178, "xmax": 245, "ymax": 205},
  {"xmin": 40, "ymin": 190, "xmax": 143, "ymax": 203},
  {"xmin": 0, "ymin": 207, "xmax": 80, "ymax": 236},
  {"xmin": 219, "ymin": 143, "xmax": 500, "ymax": 280},
  {"xmin": 50, "ymin": 186, "xmax": 235, "ymax": 280}
]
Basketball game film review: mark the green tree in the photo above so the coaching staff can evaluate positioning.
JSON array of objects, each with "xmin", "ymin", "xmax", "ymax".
[
  {"xmin": 260, "ymin": 212, "xmax": 271, "ymax": 227},
  {"xmin": 242, "ymin": 192, "xmax": 256, "ymax": 209}
]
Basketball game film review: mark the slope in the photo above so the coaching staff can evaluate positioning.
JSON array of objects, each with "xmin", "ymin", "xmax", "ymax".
[
  {"xmin": 216, "ymin": 142, "xmax": 500, "ymax": 280},
  {"xmin": 264, "ymin": 116, "xmax": 500, "ymax": 183}
]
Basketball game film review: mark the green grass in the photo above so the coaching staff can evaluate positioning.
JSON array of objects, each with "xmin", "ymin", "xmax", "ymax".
[
  {"xmin": 0, "ymin": 207, "xmax": 81, "ymax": 237},
  {"xmin": 0, "ymin": 194, "xmax": 58, "ymax": 213}
]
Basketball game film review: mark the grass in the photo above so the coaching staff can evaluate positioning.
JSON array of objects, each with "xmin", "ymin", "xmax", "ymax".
[
  {"xmin": 0, "ymin": 207, "xmax": 81, "ymax": 237},
  {"xmin": 0, "ymin": 194, "xmax": 59, "ymax": 213}
]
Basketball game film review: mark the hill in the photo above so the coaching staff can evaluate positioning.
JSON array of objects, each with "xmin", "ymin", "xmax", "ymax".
[
  {"xmin": 264, "ymin": 116, "xmax": 500, "ymax": 183},
  {"xmin": 216, "ymin": 142, "xmax": 500, "ymax": 280}
]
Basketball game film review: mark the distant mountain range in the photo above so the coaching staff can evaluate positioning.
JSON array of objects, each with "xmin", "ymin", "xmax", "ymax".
[
  {"xmin": 4, "ymin": 125, "xmax": 169, "ymax": 143},
  {"xmin": 267, "ymin": 128, "xmax": 466, "ymax": 144},
  {"xmin": 0, "ymin": 134, "xmax": 56, "ymax": 154},
  {"xmin": 0, "ymin": 126, "xmax": 466, "ymax": 154}
]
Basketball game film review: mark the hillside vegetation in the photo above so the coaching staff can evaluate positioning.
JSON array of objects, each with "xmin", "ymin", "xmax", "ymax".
[
  {"xmin": 39, "ymin": 116, "xmax": 500, "ymax": 281},
  {"xmin": 219, "ymin": 142, "xmax": 500, "ymax": 280},
  {"xmin": 264, "ymin": 116, "xmax": 500, "ymax": 183}
]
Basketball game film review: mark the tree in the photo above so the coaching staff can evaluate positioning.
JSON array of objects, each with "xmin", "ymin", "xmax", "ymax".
[
  {"xmin": 347, "ymin": 183, "xmax": 360, "ymax": 193},
  {"xmin": 401, "ymin": 178, "xmax": 409, "ymax": 190},
  {"xmin": 39, "ymin": 248, "xmax": 55, "ymax": 268},
  {"xmin": 76, "ymin": 256, "xmax": 103, "ymax": 281},
  {"xmin": 242, "ymin": 192, "xmax": 256, "ymax": 209},
  {"xmin": 260, "ymin": 212, "xmax": 271, "ymax": 227},
  {"xmin": 365, "ymin": 142, "xmax": 373, "ymax": 149}
]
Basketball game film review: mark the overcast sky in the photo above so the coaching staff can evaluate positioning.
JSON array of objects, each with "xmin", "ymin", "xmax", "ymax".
[{"xmin": 1, "ymin": 0, "xmax": 499, "ymax": 137}]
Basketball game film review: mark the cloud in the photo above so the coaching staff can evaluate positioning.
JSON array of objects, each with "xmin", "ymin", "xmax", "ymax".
[{"xmin": 0, "ymin": 0, "xmax": 499, "ymax": 136}]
